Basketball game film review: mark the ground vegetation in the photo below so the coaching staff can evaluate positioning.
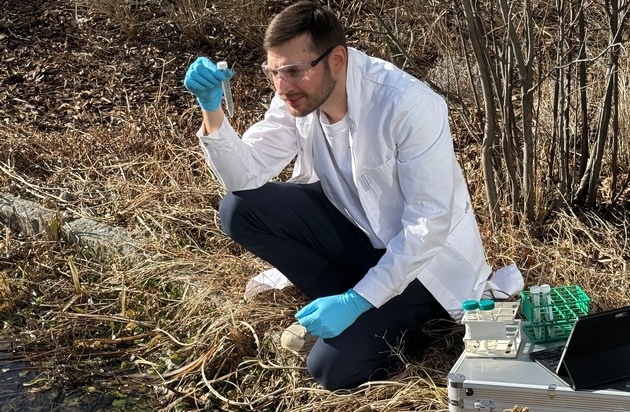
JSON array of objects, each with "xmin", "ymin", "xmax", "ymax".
[{"xmin": 1, "ymin": 0, "xmax": 628, "ymax": 410}]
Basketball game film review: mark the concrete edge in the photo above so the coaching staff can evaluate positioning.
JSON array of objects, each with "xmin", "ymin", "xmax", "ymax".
[{"xmin": 0, "ymin": 192, "xmax": 141, "ymax": 260}]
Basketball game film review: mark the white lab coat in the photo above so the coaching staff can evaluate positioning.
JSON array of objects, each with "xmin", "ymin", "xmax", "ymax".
[{"xmin": 198, "ymin": 47, "xmax": 493, "ymax": 318}]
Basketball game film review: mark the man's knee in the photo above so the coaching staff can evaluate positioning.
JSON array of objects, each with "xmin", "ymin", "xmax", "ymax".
[
  {"xmin": 218, "ymin": 183, "xmax": 282, "ymax": 241},
  {"xmin": 218, "ymin": 191, "xmax": 243, "ymax": 240},
  {"xmin": 306, "ymin": 351, "xmax": 361, "ymax": 391},
  {"xmin": 306, "ymin": 340, "xmax": 391, "ymax": 391},
  {"xmin": 218, "ymin": 190, "xmax": 264, "ymax": 244}
]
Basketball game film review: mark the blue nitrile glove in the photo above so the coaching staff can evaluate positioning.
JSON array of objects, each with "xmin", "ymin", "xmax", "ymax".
[
  {"xmin": 295, "ymin": 289, "xmax": 373, "ymax": 339},
  {"xmin": 183, "ymin": 57, "xmax": 233, "ymax": 111}
]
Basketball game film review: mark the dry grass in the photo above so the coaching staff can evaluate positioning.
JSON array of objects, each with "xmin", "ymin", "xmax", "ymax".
[{"xmin": 1, "ymin": 0, "xmax": 629, "ymax": 411}]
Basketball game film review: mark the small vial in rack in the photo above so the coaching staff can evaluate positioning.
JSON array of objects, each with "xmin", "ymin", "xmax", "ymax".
[
  {"xmin": 540, "ymin": 284, "xmax": 555, "ymax": 337},
  {"xmin": 530, "ymin": 285, "xmax": 542, "ymax": 340},
  {"xmin": 479, "ymin": 299, "xmax": 497, "ymax": 353},
  {"xmin": 462, "ymin": 300, "xmax": 481, "ymax": 353}
]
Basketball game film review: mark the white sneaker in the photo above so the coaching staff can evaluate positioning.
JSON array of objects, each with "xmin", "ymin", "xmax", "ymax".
[{"xmin": 280, "ymin": 323, "xmax": 317, "ymax": 354}]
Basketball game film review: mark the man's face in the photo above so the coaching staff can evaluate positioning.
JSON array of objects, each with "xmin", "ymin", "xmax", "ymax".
[{"xmin": 265, "ymin": 35, "xmax": 336, "ymax": 117}]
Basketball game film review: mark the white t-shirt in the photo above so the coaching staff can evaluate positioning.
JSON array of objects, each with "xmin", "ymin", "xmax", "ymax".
[{"xmin": 313, "ymin": 111, "xmax": 381, "ymax": 246}]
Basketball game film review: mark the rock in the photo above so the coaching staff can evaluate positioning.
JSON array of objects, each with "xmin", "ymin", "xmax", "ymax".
[{"xmin": 0, "ymin": 192, "xmax": 140, "ymax": 261}]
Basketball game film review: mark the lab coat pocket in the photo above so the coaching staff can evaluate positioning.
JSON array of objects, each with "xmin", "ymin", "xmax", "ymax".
[
  {"xmin": 358, "ymin": 158, "xmax": 402, "ymax": 241},
  {"xmin": 358, "ymin": 156, "xmax": 399, "ymax": 208}
]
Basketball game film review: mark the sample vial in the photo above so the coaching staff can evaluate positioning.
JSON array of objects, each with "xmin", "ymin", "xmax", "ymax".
[
  {"xmin": 216, "ymin": 61, "xmax": 234, "ymax": 117},
  {"xmin": 530, "ymin": 285, "xmax": 542, "ymax": 340},
  {"xmin": 462, "ymin": 300, "xmax": 480, "ymax": 353},
  {"xmin": 540, "ymin": 284, "xmax": 555, "ymax": 337},
  {"xmin": 479, "ymin": 299, "xmax": 497, "ymax": 353}
]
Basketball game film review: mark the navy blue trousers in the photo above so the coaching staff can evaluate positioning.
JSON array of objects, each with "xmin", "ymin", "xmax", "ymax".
[{"xmin": 219, "ymin": 181, "xmax": 448, "ymax": 390}]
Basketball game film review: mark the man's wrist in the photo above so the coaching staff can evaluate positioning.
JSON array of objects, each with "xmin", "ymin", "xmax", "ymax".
[
  {"xmin": 202, "ymin": 109, "xmax": 225, "ymax": 135},
  {"xmin": 197, "ymin": 98, "xmax": 220, "ymax": 112},
  {"xmin": 346, "ymin": 288, "xmax": 373, "ymax": 313}
]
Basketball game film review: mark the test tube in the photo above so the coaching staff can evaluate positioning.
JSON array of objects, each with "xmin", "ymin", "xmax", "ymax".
[
  {"xmin": 530, "ymin": 285, "xmax": 542, "ymax": 340},
  {"xmin": 462, "ymin": 300, "xmax": 480, "ymax": 353},
  {"xmin": 540, "ymin": 284, "xmax": 555, "ymax": 337},
  {"xmin": 479, "ymin": 299, "xmax": 497, "ymax": 353},
  {"xmin": 216, "ymin": 61, "xmax": 234, "ymax": 117}
]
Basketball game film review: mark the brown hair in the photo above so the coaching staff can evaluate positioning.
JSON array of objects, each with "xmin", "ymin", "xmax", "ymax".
[{"xmin": 263, "ymin": 1, "xmax": 347, "ymax": 54}]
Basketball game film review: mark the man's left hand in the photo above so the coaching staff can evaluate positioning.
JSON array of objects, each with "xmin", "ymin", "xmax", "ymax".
[{"xmin": 295, "ymin": 289, "xmax": 373, "ymax": 339}]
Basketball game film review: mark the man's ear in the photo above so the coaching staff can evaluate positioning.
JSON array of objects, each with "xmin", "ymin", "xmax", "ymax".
[{"xmin": 329, "ymin": 45, "xmax": 347, "ymax": 75}]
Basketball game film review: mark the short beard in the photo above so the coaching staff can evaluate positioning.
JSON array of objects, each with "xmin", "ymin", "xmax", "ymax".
[{"xmin": 289, "ymin": 64, "xmax": 336, "ymax": 117}]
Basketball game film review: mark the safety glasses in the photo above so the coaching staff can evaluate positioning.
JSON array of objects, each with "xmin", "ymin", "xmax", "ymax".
[{"xmin": 261, "ymin": 46, "xmax": 336, "ymax": 84}]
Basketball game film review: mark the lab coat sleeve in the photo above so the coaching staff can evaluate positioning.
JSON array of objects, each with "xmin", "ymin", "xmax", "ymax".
[
  {"xmin": 353, "ymin": 89, "xmax": 457, "ymax": 308},
  {"xmin": 198, "ymin": 95, "xmax": 301, "ymax": 191}
]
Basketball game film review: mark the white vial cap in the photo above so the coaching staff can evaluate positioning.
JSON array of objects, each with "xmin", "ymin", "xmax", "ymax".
[
  {"xmin": 530, "ymin": 285, "xmax": 541, "ymax": 294},
  {"xmin": 217, "ymin": 61, "xmax": 228, "ymax": 70},
  {"xmin": 540, "ymin": 284, "xmax": 551, "ymax": 293}
]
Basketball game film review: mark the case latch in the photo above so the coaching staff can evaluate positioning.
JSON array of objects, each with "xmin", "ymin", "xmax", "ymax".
[
  {"xmin": 474, "ymin": 399, "xmax": 495, "ymax": 411},
  {"xmin": 547, "ymin": 383, "xmax": 557, "ymax": 399}
]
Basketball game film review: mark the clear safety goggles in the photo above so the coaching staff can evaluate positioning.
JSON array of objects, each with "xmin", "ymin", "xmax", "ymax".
[{"xmin": 261, "ymin": 46, "xmax": 335, "ymax": 84}]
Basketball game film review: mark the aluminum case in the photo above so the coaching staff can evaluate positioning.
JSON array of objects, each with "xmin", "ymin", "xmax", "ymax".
[{"xmin": 447, "ymin": 325, "xmax": 630, "ymax": 412}]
